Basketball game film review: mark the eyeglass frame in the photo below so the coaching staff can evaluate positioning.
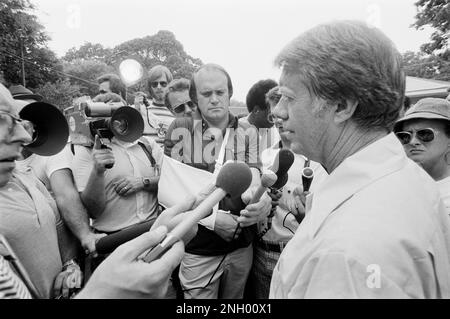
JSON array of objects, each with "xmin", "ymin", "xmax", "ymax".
[
  {"xmin": 395, "ymin": 127, "xmax": 439, "ymax": 145},
  {"xmin": 172, "ymin": 100, "xmax": 195, "ymax": 114},
  {"xmin": 150, "ymin": 81, "xmax": 168, "ymax": 89},
  {"xmin": 0, "ymin": 110, "xmax": 35, "ymax": 139}
]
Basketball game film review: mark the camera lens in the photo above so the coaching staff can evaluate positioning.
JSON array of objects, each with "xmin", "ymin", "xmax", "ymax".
[{"xmin": 112, "ymin": 119, "xmax": 128, "ymax": 135}]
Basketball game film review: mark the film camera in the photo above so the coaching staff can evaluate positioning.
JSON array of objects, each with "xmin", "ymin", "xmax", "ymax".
[{"xmin": 64, "ymin": 96, "xmax": 144, "ymax": 147}]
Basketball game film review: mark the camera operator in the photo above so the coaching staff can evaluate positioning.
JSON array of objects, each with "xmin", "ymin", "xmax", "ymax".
[{"xmin": 71, "ymin": 92, "xmax": 163, "ymax": 270}]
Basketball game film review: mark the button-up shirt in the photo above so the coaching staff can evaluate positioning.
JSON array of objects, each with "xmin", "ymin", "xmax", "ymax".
[
  {"xmin": 72, "ymin": 137, "xmax": 163, "ymax": 232},
  {"xmin": 270, "ymin": 133, "xmax": 450, "ymax": 298}
]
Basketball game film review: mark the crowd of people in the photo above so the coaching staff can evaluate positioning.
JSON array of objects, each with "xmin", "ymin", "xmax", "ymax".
[{"xmin": 1, "ymin": 20, "xmax": 450, "ymax": 299}]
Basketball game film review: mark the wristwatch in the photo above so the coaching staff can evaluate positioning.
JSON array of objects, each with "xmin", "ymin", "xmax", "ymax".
[{"xmin": 142, "ymin": 177, "xmax": 151, "ymax": 188}]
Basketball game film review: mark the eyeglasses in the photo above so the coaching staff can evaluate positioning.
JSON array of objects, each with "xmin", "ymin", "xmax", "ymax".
[
  {"xmin": 150, "ymin": 81, "xmax": 168, "ymax": 89},
  {"xmin": 395, "ymin": 128, "xmax": 438, "ymax": 144},
  {"xmin": 0, "ymin": 111, "xmax": 35, "ymax": 138},
  {"xmin": 99, "ymin": 90, "xmax": 108, "ymax": 94},
  {"xmin": 172, "ymin": 101, "xmax": 194, "ymax": 114}
]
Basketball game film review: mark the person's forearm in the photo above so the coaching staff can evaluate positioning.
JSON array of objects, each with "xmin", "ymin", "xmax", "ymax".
[
  {"xmin": 56, "ymin": 219, "xmax": 80, "ymax": 264},
  {"xmin": 81, "ymin": 169, "xmax": 107, "ymax": 218},
  {"xmin": 51, "ymin": 170, "xmax": 93, "ymax": 242}
]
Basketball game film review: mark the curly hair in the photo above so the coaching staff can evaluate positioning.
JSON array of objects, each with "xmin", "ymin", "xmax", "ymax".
[
  {"xmin": 275, "ymin": 20, "xmax": 405, "ymax": 131},
  {"xmin": 245, "ymin": 79, "xmax": 278, "ymax": 113}
]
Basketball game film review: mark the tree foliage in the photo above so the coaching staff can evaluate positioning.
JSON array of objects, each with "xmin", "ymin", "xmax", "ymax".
[
  {"xmin": 0, "ymin": 0, "xmax": 63, "ymax": 88},
  {"xmin": 413, "ymin": 0, "xmax": 450, "ymax": 55},
  {"xmin": 402, "ymin": 51, "xmax": 450, "ymax": 81},
  {"xmin": 63, "ymin": 42, "xmax": 113, "ymax": 63},
  {"xmin": 64, "ymin": 30, "xmax": 203, "ymax": 83},
  {"xmin": 34, "ymin": 79, "xmax": 81, "ymax": 111},
  {"xmin": 62, "ymin": 59, "xmax": 115, "ymax": 97}
]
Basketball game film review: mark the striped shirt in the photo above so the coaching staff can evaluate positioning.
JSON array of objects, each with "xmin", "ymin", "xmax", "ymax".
[{"xmin": 0, "ymin": 256, "xmax": 31, "ymax": 299}]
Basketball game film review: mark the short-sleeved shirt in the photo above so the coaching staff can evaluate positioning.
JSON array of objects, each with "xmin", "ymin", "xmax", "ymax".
[
  {"xmin": 15, "ymin": 144, "xmax": 73, "ymax": 192},
  {"xmin": 0, "ymin": 171, "xmax": 63, "ymax": 299},
  {"xmin": 72, "ymin": 137, "xmax": 163, "ymax": 232},
  {"xmin": 164, "ymin": 113, "xmax": 261, "ymax": 255}
]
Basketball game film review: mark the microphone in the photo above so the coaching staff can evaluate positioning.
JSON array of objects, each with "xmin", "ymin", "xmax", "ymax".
[
  {"xmin": 302, "ymin": 167, "xmax": 314, "ymax": 193},
  {"xmin": 141, "ymin": 161, "xmax": 253, "ymax": 263},
  {"xmin": 269, "ymin": 149, "xmax": 295, "ymax": 190},
  {"xmin": 249, "ymin": 170, "xmax": 277, "ymax": 204},
  {"xmin": 96, "ymin": 220, "xmax": 154, "ymax": 254}
]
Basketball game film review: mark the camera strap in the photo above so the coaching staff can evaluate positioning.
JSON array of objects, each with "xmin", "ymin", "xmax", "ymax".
[{"xmin": 137, "ymin": 137, "xmax": 156, "ymax": 167}]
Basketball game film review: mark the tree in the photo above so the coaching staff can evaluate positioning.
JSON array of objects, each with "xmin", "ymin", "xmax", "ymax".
[
  {"xmin": 402, "ymin": 51, "xmax": 450, "ymax": 81},
  {"xmin": 112, "ymin": 30, "xmax": 203, "ymax": 79},
  {"xmin": 0, "ymin": 0, "xmax": 64, "ymax": 88},
  {"xmin": 413, "ymin": 0, "xmax": 449, "ymax": 55},
  {"xmin": 34, "ymin": 79, "xmax": 81, "ymax": 112},
  {"xmin": 63, "ymin": 42, "xmax": 113, "ymax": 63},
  {"xmin": 62, "ymin": 59, "xmax": 115, "ymax": 97}
]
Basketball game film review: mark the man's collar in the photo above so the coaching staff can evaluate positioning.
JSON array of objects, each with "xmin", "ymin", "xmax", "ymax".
[
  {"xmin": 306, "ymin": 133, "xmax": 408, "ymax": 238},
  {"xmin": 201, "ymin": 112, "xmax": 238, "ymax": 133}
]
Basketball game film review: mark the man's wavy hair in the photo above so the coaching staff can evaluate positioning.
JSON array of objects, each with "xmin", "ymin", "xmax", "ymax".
[
  {"xmin": 147, "ymin": 65, "xmax": 173, "ymax": 99},
  {"xmin": 164, "ymin": 78, "xmax": 190, "ymax": 109},
  {"xmin": 97, "ymin": 74, "xmax": 126, "ymax": 100},
  {"xmin": 245, "ymin": 79, "xmax": 278, "ymax": 113},
  {"xmin": 189, "ymin": 63, "xmax": 233, "ymax": 107},
  {"xmin": 275, "ymin": 20, "xmax": 405, "ymax": 131}
]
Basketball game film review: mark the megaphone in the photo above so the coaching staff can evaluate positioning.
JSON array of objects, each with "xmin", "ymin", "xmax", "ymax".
[
  {"xmin": 19, "ymin": 102, "xmax": 69, "ymax": 156},
  {"xmin": 88, "ymin": 106, "xmax": 144, "ymax": 143}
]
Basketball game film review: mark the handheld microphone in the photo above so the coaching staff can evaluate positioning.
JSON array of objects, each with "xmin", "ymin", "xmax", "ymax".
[
  {"xmin": 269, "ymin": 149, "xmax": 295, "ymax": 190},
  {"xmin": 96, "ymin": 220, "xmax": 154, "ymax": 254},
  {"xmin": 141, "ymin": 161, "xmax": 253, "ymax": 263},
  {"xmin": 249, "ymin": 170, "xmax": 277, "ymax": 204},
  {"xmin": 302, "ymin": 167, "xmax": 314, "ymax": 193}
]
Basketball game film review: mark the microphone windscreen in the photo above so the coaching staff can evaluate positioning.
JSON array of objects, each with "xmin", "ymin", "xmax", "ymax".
[
  {"xmin": 271, "ymin": 149, "xmax": 295, "ymax": 189},
  {"xmin": 96, "ymin": 220, "xmax": 154, "ymax": 254},
  {"xmin": 216, "ymin": 161, "xmax": 252, "ymax": 198}
]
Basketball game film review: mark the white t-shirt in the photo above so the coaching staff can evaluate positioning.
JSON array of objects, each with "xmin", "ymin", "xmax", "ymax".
[
  {"xmin": 15, "ymin": 145, "xmax": 73, "ymax": 191},
  {"xmin": 437, "ymin": 176, "xmax": 450, "ymax": 216}
]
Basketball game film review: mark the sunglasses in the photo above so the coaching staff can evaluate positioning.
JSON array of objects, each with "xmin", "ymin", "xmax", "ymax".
[
  {"xmin": 0, "ymin": 111, "xmax": 35, "ymax": 138},
  {"xmin": 395, "ymin": 128, "xmax": 438, "ymax": 144},
  {"xmin": 99, "ymin": 90, "xmax": 108, "ymax": 94},
  {"xmin": 150, "ymin": 81, "xmax": 168, "ymax": 89},
  {"xmin": 172, "ymin": 101, "xmax": 194, "ymax": 114}
]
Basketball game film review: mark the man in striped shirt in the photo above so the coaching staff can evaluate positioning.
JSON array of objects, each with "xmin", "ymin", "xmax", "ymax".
[{"xmin": 137, "ymin": 65, "xmax": 175, "ymax": 145}]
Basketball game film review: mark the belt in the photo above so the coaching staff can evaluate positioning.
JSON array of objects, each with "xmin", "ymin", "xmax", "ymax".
[{"xmin": 256, "ymin": 240, "xmax": 288, "ymax": 253}]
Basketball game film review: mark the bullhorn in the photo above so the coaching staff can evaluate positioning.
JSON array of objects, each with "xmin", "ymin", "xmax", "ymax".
[{"xmin": 19, "ymin": 102, "xmax": 69, "ymax": 156}]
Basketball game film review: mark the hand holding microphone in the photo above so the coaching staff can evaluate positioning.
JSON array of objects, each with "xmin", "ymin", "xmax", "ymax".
[{"xmin": 141, "ymin": 161, "xmax": 253, "ymax": 263}]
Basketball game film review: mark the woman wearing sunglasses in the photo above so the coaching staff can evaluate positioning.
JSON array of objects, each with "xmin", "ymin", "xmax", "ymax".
[{"xmin": 394, "ymin": 98, "xmax": 450, "ymax": 214}]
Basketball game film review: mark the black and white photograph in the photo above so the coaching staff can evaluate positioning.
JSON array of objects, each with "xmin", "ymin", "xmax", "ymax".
[{"xmin": 0, "ymin": 0, "xmax": 449, "ymax": 307}]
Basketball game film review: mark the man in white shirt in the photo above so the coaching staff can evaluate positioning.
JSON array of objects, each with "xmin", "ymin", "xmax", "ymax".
[{"xmin": 269, "ymin": 20, "xmax": 450, "ymax": 298}]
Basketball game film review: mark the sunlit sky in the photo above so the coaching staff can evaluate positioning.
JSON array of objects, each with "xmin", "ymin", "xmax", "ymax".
[{"xmin": 34, "ymin": 0, "xmax": 433, "ymax": 102}]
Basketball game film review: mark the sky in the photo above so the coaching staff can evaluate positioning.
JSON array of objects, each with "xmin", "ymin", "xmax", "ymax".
[{"xmin": 33, "ymin": 0, "xmax": 433, "ymax": 102}]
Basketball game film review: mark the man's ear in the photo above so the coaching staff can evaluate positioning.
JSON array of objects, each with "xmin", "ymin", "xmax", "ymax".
[{"xmin": 333, "ymin": 100, "xmax": 358, "ymax": 124}]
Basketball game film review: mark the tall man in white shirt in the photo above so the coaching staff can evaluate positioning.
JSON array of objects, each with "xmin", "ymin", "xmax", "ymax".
[{"xmin": 270, "ymin": 20, "xmax": 450, "ymax": 298}]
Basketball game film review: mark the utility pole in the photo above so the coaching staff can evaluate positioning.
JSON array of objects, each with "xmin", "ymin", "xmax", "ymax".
[{"xmin": 20, "ymin": 36, "xmax": 25, "ymax": 87}]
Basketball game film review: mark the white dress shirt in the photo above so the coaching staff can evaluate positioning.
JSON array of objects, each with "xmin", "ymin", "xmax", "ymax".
[{"xmin": 270, "ymin": 133, "xmax": 450, "ymax": 298}]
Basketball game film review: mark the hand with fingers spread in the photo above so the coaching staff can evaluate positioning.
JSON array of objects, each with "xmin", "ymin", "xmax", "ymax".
[
  {"xmin": 76, "ymin": 226, "xmax": 184, "ymax": 299},
  {"xmin": 113, "ymin": 176, "xmax": 144, "ymax": 197},
  {"xmin": 92, "ymin": 135, "xmax": 114, "ymax": 174}
]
